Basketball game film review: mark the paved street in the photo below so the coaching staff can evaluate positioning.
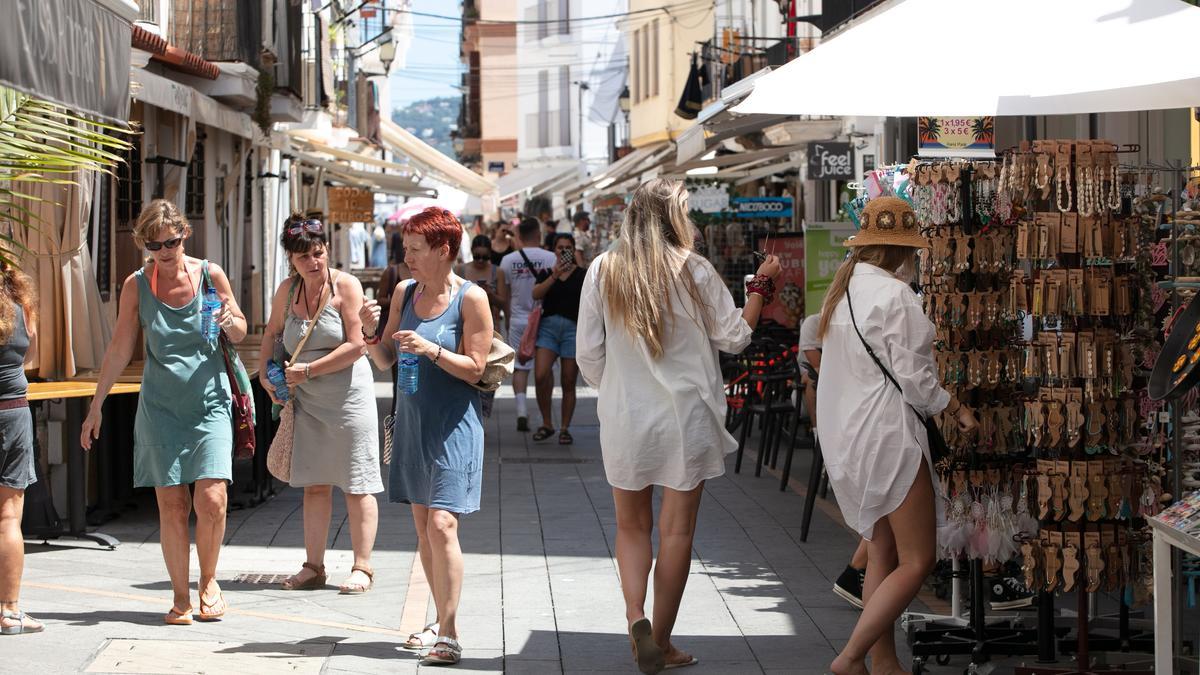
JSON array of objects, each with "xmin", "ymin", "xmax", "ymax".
[{"xmin": 9, "ymin": 385, "xmax": 927, "ymax": 674}]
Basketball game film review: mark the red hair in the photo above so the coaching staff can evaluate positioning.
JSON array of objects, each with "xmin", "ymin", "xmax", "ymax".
[{"xmin": 403, "ymin": 207, "xmax": 462, "ymax": 255}]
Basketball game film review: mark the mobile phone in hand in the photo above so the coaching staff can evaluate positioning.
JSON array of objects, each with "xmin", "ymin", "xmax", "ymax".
[{"xmin": 559, "ymin": 248, "xmax": 575, "ymax": 266}]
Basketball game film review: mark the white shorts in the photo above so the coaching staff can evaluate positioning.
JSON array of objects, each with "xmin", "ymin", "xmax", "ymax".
[{"xmin": 507, "ymin": 321, "xmax": 532, "ymax": 371}]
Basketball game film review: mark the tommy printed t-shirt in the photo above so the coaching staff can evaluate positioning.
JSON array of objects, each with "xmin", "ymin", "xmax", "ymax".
[{"xmin": 500, "ymin": 246, "xmax": 556, "ymax": 324}]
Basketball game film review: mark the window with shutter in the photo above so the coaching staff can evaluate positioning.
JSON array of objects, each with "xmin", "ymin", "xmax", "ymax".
[{"xmin": 559, "ymin": 66, "xmax": 570, "ymax": 147}]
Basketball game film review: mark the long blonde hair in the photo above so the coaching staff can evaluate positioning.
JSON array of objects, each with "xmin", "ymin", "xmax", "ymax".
[
  {"xmin": 598, "ymin": 179, "xmax": 710, "ymax": 358},
  {"xmin": 817, "ymin": 245, "xmax": 917, "ymax": 339}
]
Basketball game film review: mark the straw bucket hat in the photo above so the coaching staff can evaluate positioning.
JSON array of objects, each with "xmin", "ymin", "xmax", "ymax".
[{"xmin": 844, "ymin": 196, "xmax": 929, "ymax": 249}]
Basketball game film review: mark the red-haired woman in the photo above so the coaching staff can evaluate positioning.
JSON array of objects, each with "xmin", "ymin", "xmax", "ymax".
[
  {"xmin": 0, "ymin": 261, "xmax": 39, "ymax": 635},
  {"xmin": 360, "ymin": 207, "xmax": 493, "ymax": 665}
]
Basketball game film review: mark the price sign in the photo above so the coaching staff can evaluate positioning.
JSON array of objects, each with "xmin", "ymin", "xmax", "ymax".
[{"xmin": 328, "ymin": 187, "xmax": 375, "ymax": 223}]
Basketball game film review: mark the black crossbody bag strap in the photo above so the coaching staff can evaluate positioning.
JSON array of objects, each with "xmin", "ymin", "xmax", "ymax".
[
  {"xmin": 517, "ymin": 248, "xmax": 549, "ymax": 282},
  {"xmin": 844, "ymin": 287, "xmax": 928, "ymax": 425}
]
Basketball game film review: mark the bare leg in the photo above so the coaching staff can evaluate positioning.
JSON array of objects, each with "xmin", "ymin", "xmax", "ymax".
[
  {"xmin": 612, "ymin": 487, "xmax": 654, "ymax": 626},
  {"xmin": 850, "ymin": 538, "xmax": 869, "ymax": 569},
  {"xmin": 0, "ymin": 486, "xmax": 40, "ymax": 632},
  {"xmin": 831, "ymin": 463, "xmax": 936, "ymax": 675},
  {"xmin": 342, "ymin": 493, "xmax": 378, "ymax": 589},
  {"xmin": 533, "ymin": 348, "xmax": 556, "ymax": 430},
  {"xmin": 291, "ymin": 485, "xmax": 333, "ymax": 585},
  {"xmin": 559, "ymin": 358, "xmax": 578, "ymax": 431},
  {"xmin": 155, "ymin": 485, "xmax": 193, "ymax": 612},
  {"xmin": 192, "ymin": 479, "xmax": 227, "ymax": 605},
  {"xmin": 652, "ymin": 483, "xmax": 705, "ymax": 666},
  {"xmin": 863, "ymin": 520, "xmax": 900, "ymax": 672},
  {"xmin": 425, "ymin": 509, "xmax": 464, "ymax": 639}
]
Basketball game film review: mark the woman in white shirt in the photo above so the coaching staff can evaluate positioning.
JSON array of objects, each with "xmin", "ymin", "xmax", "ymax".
[
  {"xmin": 815, "ymin": 197, "xmax": 976, "ymax": 675},
  {"xmin": 577, "ymin": 179, "xmax": 780, "ymax": 674}
]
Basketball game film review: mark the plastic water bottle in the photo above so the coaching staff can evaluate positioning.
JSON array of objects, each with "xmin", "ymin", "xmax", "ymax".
[
  {"xmin": 397, "ymin": 352, "xmax": 419, "ymax": 395},
  {"xmin": 201, "ymin": 287, "xmax": 222, "ymax": 341},
  {"xmin": 266, "ymin": 360, "xmax": 290, "ymax": 402}
]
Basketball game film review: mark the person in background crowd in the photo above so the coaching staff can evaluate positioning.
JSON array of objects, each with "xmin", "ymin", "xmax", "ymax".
[
  {"xmin": 377, "ymin": 241, "xmax": 413, "ymax": 383},
  {"xmin": 458, "ymin": 234, "xmax": 502, "ymax": 418},
  {"xmin": 576, "ymin": 179, "xmax": 781, "ymax": 673},
  {"xmin": 82, "ymin": 199, "xmax": 246, "ymax": 625},
  {"xmin": 571, "ymin": 211, "xmax": 596, "ymax": 266},
  {"xmin": 489, "ymin": 221, "xmax": 514, "ymax": 266},
  {"xmin": 0, "ymin": 261, "xmax": 39, "ymax": 635},
  {"xmin": 359, "ymin": 207, "xmax": 493, "ymax": 666},
  {"xmin": 816, "ymin": 197, "xmax": 978, "ymax": 675},
  {"xmin": 369, "ymin": 221, "xmax": 389, "ymax": 268},
  {"xmin": 260, "ymin": 214, "xmax": 382, "ymax": 596},
  {"xmin": 539, "ymin": 208, "xmax": 560, "ymax": 251},
  {"xmin": 530, "ymin": 233, "xmax": 585, "ymax": 445},
  {"xmin": 496, "ymin": 218, "xmax": 555, "ymax": 432}
]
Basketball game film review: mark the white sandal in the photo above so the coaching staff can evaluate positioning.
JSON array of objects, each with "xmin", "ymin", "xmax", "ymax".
[
  {"xmin": 402, "ymin": 622, "xmax": 440, "ymax": 650},
  {"xmin": 424, "ymin": 636, "xmax": 462, "ymax": 665},
  {"xmin": 0, "ymin": 610, "xmax": 44, "ymax": 635}
]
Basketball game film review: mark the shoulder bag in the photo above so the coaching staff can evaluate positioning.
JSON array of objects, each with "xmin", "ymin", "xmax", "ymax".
[
  {"xmin": 845, "ymin": 287, "xmax": 950, "ymax": 464},
  {"xmin": 201, "ymin": 264, "xmax": 256, "ymax": 461},
  {"xmin": 516, "ymin": 249, "xmax": 547, "ymax": 365},
  {"xmin": 267, "ymin": 273, "xmax": 333, "ymax": 482}
]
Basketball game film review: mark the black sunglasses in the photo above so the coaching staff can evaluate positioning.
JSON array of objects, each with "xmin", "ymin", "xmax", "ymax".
[
  {"xmin": 145, "ymin": 237, "xmax": 183, "ymax": 251},
  {"xmin": 287, "ymin": 219, "xmax": 323, "ymax": 236},
  {"xmin": 472, "ymin": 251, "xmax": 490, "ymax": 261}
]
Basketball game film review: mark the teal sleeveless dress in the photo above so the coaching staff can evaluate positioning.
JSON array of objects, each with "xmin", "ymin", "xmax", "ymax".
[
  {"xmin": 389, "ymin": 280, "xmax": 484, "ymax": 514},
  {"xmin": 133, "ymin": 261, "xmax": 232, "ymax": 487}
]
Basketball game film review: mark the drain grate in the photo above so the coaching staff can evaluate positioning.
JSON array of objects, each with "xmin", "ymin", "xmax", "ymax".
[
  {"xmin": 230, "ymin": 572, "xmax": 295, "ymax": 585},
  {"xmin": 500, "ymin": 456, "xmax": 600, "ymax": 464}
]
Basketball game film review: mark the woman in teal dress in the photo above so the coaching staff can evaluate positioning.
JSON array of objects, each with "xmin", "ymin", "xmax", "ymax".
[{"xmin": 82, "ymin": 199, "xmax": 247, "ymax": 626}]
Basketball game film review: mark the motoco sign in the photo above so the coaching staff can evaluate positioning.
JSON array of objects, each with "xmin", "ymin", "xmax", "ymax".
[
  {"xmin": 733, "ymin": 197, "xmax": 793, "ymax": 219},
  {"xmin": 807, "ymin": 141, "xmax": 854, "ymax": 180}
]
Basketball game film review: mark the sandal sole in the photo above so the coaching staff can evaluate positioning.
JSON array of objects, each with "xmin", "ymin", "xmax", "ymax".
[{"xmin": 630, "ymin": 618, "xmax": 664, "ymax": 674}]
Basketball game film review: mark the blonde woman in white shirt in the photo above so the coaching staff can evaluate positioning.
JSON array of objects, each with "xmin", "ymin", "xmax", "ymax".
[
  {"xmin": 577, "ymin": 179, "xmax": 780, "ymax": 674},
  {"xmin": 816, "ymin": 197, "xmax": 977, "ymax": 675}
]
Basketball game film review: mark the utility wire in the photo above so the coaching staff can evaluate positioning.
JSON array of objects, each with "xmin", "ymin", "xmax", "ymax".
[{"xmin": 398, "ymin": 0, "xmax": 712, "ymax": 26}]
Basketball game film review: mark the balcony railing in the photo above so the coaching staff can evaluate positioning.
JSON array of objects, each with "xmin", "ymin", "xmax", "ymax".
[{"xmin": 171, "ymin": 0, "xmax": 262, "ymax": 68}]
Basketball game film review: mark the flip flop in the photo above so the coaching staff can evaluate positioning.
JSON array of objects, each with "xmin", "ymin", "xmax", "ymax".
[
  {"xmin": 532, "ymin": 426, "xmax": 555, "ymax": 442},
  {"xmin": 629, "ymin": 618, "xmax": 664, "ymax": 674},
  {"xmin": 403, "ymin": 622, "xmax": 440, "ymax": 650},
  {"xmin": 198, "ymin": 590, "xmax": 226, "ymax": 621},
  {"xmin": 664, "ymin": 656, "xmax": 699, "ymax": 669},
  {"xmin": 164, "ymin": 606, "xmax": 193, "ymax": 626}
]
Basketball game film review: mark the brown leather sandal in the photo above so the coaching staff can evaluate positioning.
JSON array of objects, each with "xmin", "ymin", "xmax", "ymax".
[
  {"xmin": 281, "ymin": 562, "xmax": 326, "ymax": 591},
  {"xmin": 338, "ymin": 565, "xmax": 374, "ymax": 595}
]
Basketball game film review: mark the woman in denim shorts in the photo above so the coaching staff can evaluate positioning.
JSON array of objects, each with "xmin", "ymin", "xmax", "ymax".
[
  {"xmin": 0, "ymin": 262, "xmax": 41, "ymax": 635},
  {"xmin": 530, "ymin": 234, "xmax": 586, "ymax": 444}
]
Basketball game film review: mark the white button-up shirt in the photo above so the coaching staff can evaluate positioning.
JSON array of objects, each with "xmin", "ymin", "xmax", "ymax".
[{"xmin": 816, "ymin": 263, "xmax": 950, "ymax": 539}]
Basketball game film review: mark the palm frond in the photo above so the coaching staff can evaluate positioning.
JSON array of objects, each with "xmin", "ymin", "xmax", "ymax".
[{"xmin": 0, "ymin": 85, "xmax": 135, "ymax": 268}]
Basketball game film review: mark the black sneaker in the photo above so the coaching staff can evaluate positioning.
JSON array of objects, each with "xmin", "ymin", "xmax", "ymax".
[
  {"xmin": 833, "ymin": 565, "xmax": 865, "ymax": 609},
  {"xmin": 517, "ymin": 416, "xmax": 529, "ymax": 432},
  {"xmin": 988, "ymin": 574, "xmax": 1035, "ymax": 610}
]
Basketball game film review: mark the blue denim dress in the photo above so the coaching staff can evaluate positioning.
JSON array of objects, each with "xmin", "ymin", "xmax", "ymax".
[{"xmin": 389, "ymin": 281, "xmax": 484, "ymax": 514}]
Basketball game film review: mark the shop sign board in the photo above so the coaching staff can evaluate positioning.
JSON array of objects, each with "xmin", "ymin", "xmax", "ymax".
[
  {"xmin": 328, "ymin": 186, "xmax": 375, "ymax": 222},
  {"xmin": 487, "ymin": 161, "xmax": 506, "ymax": 173},
  {"xmin": 803, "ymin": 221, "xmax": 856, "ymax": 316},
  {"xmin": 807, "ymin": 142, "xmax": 854, "ymax": 180},
  {"xmin": 754, "ymin": 232, "xmax": 805, "ymax": 327},
  {"xmin": 688, "ymin": 184, "xmax": 730, "ymax": 214},
  {"xmin": 917, "ymin": 117, "xmax": 995, "ymax": 157},
  {"xmin": 733, "ymin": 196, "xmax": 793, "ymax": 219}
]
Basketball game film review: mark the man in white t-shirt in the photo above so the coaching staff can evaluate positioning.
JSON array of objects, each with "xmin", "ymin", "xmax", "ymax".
[{"xmin": 497, "ymin": 218, "xmax": 556, "ymax": 431}]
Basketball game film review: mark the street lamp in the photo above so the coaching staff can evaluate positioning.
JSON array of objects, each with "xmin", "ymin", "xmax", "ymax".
[
  {"xmin": 379, "ymin": 38, "xmax": 397, "ymax": 74},
  {"xmin": 618, "ymin": 86, "xmax": 630, "ymax": 113}
]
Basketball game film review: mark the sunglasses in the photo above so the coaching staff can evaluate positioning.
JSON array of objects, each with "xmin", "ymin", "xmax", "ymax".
[
  {"xmin": 472, "ymin": 251, "xmax": 490, "ymax": 261},
  {"xmin": 145, "ymin": 237, "xmax": 183, "ymax": 251},
  {"xmin": 286, "ymin": 219, "xmax": 323, "ymax": 236}
]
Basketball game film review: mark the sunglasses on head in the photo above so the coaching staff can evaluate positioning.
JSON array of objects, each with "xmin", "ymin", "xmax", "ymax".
[
  {"xmin": 287, "ymin": 219, "xmax": 323, "ymax": 236},
  {"xmin": 145, "ymin": 237, "xmax": 183, "ymax": 251}
]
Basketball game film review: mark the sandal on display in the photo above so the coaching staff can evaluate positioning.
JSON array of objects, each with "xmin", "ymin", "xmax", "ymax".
[
  {"xmin": 629, "ymin": 618, "xmax": 665, "ymax": 674},
  {"xmin": 403, "ymin": 623, "xmax": 440, "ymax": 650},
  {"xmin": 163, "ymin": 606, "xmax": 194, "ymax": 626},
  {"xmin": 338, "ymin": 565, "xmax": 374, "ymax": 595},
  {"xmin": 0, "ymin": 610, "xmax": 44, "ymax": 635},
  {"xmin": 424, "ymin": 636, "xmax": 462, "ymax": 665},
  {"xmin": 281, "ymin": 562, "xmax": 327, "ymax": 591},
  {"xmin": 532, "ymin": 426, "xmax": 555, "ymax": 442},
  {"xmin": 558, "ymin": 429, "xmax": 573, "ymax": 445},
  {"xmin": 197, "ymin": 590, "xmax": 227, "ymax": 621}
]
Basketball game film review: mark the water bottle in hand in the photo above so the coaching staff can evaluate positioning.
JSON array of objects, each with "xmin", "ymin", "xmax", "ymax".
[
  {"xmin": 266, "ymin": 360, "xmax": 290, "ymax": 402},
  {"xmin": 397, "ymin": 352, "xmax": 419, "ymax": 395},
  {"xmin": 201, "ymin": 287, "xmax": 222, "ymax": 342}
]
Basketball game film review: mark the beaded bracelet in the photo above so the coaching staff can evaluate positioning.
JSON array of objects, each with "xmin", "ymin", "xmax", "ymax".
[
  {"xmin": 746, "ymin": 275, "xmax": 776, "ymax": 305},
  {"xmin": 362, "ymin": 327, "xmax": 382, "ymax": 345}
]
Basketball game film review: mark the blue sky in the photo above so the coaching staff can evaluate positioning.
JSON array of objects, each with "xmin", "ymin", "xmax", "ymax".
[{"xmin": 387, "ymin": 0, "xmax": 464, "ymax": 112}]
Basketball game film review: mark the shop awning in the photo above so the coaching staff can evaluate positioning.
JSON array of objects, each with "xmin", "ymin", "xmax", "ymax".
[
  {"xmin": 497, "ymin": 163, "xmax": 583, "ymax": 202},
  {"xmin": 291, "ymin": 149, "xmax": 434, "ymax": 198},
  {"xmin": 585, "ymin": 142, "xmax": 673, "ymax": 194},
  {"xmin": 675, "ymin": 68, "xmax": 791, "ymax": 165},
  {"xmin": 0, "ymin": 0, "xmax": 136, "ymax": 121},
  {"xmin": 736, "ymin": 0, "xmax": 1200, "ymax": 117},
  {"xmin": 380, "ymin": 119, "xmax": 495, "ymax": 197},
  {"xmin": 131, "ymin": 69, "xmax": 259, "ymax": 139}
]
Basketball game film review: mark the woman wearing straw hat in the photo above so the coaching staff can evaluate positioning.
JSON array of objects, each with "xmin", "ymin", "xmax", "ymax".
[{"xmin": 815, "ymin": 196, "xmax": 977, "ymax": 675}]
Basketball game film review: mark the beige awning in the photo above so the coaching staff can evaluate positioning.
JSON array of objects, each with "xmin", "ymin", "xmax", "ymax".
[
  {"xmin": 290, "ymin": 149, "xmax": 434, "ymax": 198},
  {"xmin": 380, "ymin": 119, "xmax": 495, "ymax": 197}
]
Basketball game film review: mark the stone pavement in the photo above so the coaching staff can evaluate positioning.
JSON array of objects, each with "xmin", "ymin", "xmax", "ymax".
[{"xmin": 8, "ymin": 384, "xmax": 946, "ymax": 674}]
